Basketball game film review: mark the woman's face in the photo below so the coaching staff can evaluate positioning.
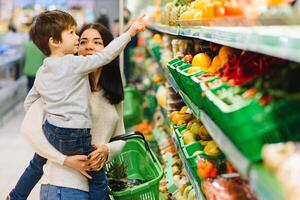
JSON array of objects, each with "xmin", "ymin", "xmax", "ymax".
[{"xmin": 78, "ymin": 28, "xmax": 104, "ymax": 56}]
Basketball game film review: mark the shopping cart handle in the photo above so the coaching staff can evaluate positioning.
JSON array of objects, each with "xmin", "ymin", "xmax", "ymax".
[{"xmin": 109, "ymin": 131, "xmax": 157, "ymax": 162}]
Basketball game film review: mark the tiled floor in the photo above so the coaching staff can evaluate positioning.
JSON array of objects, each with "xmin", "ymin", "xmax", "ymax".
[{"xmin": 0, "ymin": 105, "xmax": 39, "ymax": 199}]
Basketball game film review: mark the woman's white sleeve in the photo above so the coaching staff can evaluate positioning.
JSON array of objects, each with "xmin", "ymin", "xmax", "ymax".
[
  {"xmin": 20, "ymin": 98, "xmax": 66, "ymax": 165},
  {"xmin": 107, "ymin": 102, "xmax": 126, "ymax": 161}
]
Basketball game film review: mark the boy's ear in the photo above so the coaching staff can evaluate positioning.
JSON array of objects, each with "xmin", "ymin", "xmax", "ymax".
[{"xmin": 49, "ymin": 37, "xmax": 60, "ymax": 48}]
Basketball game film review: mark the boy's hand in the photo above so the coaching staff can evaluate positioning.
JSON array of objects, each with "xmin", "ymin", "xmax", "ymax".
[{"xmin": 128, "ymin": 14, "xmax": 146, "ymax": 37}]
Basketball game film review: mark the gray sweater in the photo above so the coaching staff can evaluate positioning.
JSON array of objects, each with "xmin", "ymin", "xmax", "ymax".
[{"xmin": 24, "ymin": 32, "xmax": 131, "ymax": 128}]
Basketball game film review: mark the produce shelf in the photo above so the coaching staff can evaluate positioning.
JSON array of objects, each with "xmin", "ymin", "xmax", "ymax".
[
  {"xmin": 160, "ymin": 109, "xmax": 206, "ymax": 200},
  {"xmin": 148, "ymin": 23, "xmax": 300, "ymax": 63},
  {"xmin": 148, "ymin": 42, "xmax": 286, "ymax": 200}
]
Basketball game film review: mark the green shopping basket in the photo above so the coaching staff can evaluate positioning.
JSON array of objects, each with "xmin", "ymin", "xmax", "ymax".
[{"xmin": 107, "ymin": 132, "xmax": 163, "ymax": 200}]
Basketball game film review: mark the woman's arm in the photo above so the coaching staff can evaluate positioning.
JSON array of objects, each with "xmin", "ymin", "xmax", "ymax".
[
  {"xmin": 21, "ymin": 99, "xmax": 92, "ymax": 178},
  {"xmin": 21, "ymin": 98, "xmax": 67, "ymax": 165},
  {"xmin": 106, "ymin": 102, "xmax": 126, "ymax": 161}
]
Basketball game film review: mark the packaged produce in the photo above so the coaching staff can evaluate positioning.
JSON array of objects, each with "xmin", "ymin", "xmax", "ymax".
[{"xmin": 202, "ymin": 174, "xmax": 257, "ymax": 200}]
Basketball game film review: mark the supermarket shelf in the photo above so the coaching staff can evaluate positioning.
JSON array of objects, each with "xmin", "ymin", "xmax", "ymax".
[
  {"xmin": 147, "ymin": 46, "xmax": 286, "ymax": 199},
  {"xmin": 147, "ymin": 23, "xmax": 179, "ymax": 36},
  {"xmin": 171, "ymin": 134, "xmax": 206, "ymax": 200},
  {"xmin": 160, "ymin": 109, "xmax": 206, "ymax": 200},
  {"xmin": 152, "ymin": 54, "xmax": 250, "ymax": 175},
  {"xmin": 249, "ymin": 164, "xmax": 286, "ymax": 200},
  {"xmin": 148, "ymin": 23, "xmax": 300, "ymax": 63}
]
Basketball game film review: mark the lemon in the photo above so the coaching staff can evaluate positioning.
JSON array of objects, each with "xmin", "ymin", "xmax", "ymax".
[{"xmin": 192, "ymin": 53, "xmax": 211, "ymax": 71}]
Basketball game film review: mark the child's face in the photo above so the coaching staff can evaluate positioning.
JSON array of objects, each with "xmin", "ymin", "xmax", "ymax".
[{"xmin": 60, "ymin": 26, "xmax": 79, "ymax": 55}]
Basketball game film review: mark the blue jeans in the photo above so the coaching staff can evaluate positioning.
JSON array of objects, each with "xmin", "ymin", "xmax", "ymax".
[
  {"xmin": 10, "ymin": 121, "xmax": 109, "ymax": 200},
  {"xmin": 9, "ymin": 153, "xmax": 47, "ymax": 200},
  {"xmin": 40, "ymin": 184, "xmax": 89, "ymax": 200}
]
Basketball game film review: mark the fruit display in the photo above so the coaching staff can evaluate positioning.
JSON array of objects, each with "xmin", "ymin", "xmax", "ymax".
[
  {"xmin": 161, "ymin": 1, "xmax": 189, "ymax": 26},
  {"xmin": 169, "ymin": 105, "xmax": 193, "ymax": 126},
  {"xmin": 134, "ymin": 120, "xmax": 154, "ymax": 140}
]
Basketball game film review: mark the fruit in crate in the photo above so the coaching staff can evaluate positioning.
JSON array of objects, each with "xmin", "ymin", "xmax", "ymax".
[
  {"xmin": 197, "ymin": 158, "xmax": 218, "ymax": 178},
  {"xmin": 179, "ymin": 105, "xmax": 188, "ymax": 114},
  {"xmin": 191, "ymin": 0, "xmax": 206, "ymax": 10},
  {"xmin": 209, "ymin": 55, "xmax": 222, "ymax": 73},
  {"xmin": 204, "ymin": 141, "xmax": 221, "ymax": 156},
  {"xmin": 224, "ymin": 2, "xmax": 244, "ymax": 16},
  {"xmin": 190, "ymin": 122, "xmax": 201, "ymax": 134},
  {"xmin": 187, "ymin": 188, "xmax": 196, "ymax": 200},
  {"xmin": 183, "ymin": 54, "xmax": 193, "ymax": 63},
  {"xmin": 219, "ymin": 46, "xmax": 234, "ymax": 66},
  {"xmin": 192, "ymin": 53, "xmax": 211, "ymax": 71},
  {"xmin": 183, "ymin": 185, "xmax": 193, "ymax": 199},
  {"xmin": 182, "ymin": 130, "xmax": 197, "ymax": 145},
  {"xmin": 169, "ymin": 107, "xmax": 193, "ymax": 126},
  {"xmin": 199, "ymin": 125, "xmax": 211, "ymax": 140}
]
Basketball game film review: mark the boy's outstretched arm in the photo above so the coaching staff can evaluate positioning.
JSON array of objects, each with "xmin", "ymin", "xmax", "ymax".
[{"xmin": 71, "ymin": 14, "xmax": 146, "ymax": 75}]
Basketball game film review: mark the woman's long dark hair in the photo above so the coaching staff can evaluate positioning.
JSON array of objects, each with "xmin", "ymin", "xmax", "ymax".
[{"xmin": 79, "ymin": 23, "xmax": 124, "ymax": 104}]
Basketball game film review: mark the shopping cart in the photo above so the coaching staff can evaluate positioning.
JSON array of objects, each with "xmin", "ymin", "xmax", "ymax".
[{"xmin": 107, "ymin": 131, "xmax": 163, "ymax": 200}]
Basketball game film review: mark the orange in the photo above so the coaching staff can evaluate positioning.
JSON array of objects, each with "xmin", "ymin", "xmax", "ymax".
[
  {"xmin": 214, "ymin": 3, "xmax": 225, "ymax": 18},
  {"xmin": 209, "ymin": 55, "xmax": 222, "ymax": 73},
  {"xmin": 203, "ymin": 3, "xmax": 215, "ymax": 19},
  {"xmin": 218, "ymin": 46, "xmax": 233, "ymax": 66}
]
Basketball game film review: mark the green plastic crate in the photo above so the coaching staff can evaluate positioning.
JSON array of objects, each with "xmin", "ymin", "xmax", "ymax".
[
  {"xmin": 124, "ymin": 87, "xmax": 144, "ymax": 128},
  {"xmin": 167, "ymin": 58, "xmax": 184, "ymax": 80},
  {"xmin": 107, "ymin": 138, "xmax": 163, "ymax": 200},
  {"xmin": 175, "ymin": 63, "xmax": 192, "ymax": 90},
  {"xmin": 205, "ymin": 85, "xmax": 284, "ymax": 161},
  {"xmin": 182, "ymin": 142, "xmax": 204, "ymax": 184},
  {"xmin": 179, "ymin": 68, "xmax": 206, "ymax": 107},
  {"xmin": 173, "ymin": 125, "xmax": 187, "ymax": 141}
]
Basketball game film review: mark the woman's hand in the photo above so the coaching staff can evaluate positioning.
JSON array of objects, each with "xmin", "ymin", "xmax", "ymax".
[
  {"xmin": 63, "ymin": 155, "xmax": 92, "ymax": 179},
  {"xmin": 87, "ymin": 144, "xmax": 109, "ymax": 172}
]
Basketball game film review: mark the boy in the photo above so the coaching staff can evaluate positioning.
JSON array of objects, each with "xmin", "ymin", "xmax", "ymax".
[{"xmin": 9, "ymin": 10, "xmax": 145, "ymax": 200}]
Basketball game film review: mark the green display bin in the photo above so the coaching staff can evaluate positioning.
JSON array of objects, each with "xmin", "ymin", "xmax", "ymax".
[
  {"xmin": 167, "ymin": 58, "xmax": 185, "ymax": 81},
  {"xmin": 124, "ymin": 87, "xmax": 144, "ymax": 128},
  {"xmin": 175, "ymin": 63, "xmax": 192, "ymax": 90},
  {"xmin": 182, "ymin": 142, "xmax": 204, "ymax": 184},
  {"xmin": 107, "ymin": 138, "xmax": 163, "ymax": 200},
  {"xmin": 173, "ymin": 125, "xmax": 187, "ymax": 141},
  {"xmin": 205, "ymin": 85, "xmax": 284, "ymax": 161},
  {"xmin": 179, "ymin": 68, "xmax": 206, "ymax": 107}
]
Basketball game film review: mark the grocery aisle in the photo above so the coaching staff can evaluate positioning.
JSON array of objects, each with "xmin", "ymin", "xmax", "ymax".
[{"xmin": 0, "ymin": 105, "xmax": 39, "ymax": 199}]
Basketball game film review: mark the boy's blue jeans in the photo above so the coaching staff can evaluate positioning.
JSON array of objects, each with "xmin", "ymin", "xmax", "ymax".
[{"xmin": 9, "ymin": 120, "xmax": 109, "ymax": 200}]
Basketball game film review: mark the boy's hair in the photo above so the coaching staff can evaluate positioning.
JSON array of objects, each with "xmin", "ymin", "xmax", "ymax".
[{"xmin": 30, "ymin": 10, "xmax": 77, "ymax": 56}]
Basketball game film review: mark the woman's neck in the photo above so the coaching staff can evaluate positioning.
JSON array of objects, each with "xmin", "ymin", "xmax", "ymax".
[{"xmin": 91, "ymin": 69, "xmax": 102, "ymax": 91}]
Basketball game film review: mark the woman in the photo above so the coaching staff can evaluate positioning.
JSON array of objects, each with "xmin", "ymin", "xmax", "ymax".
[{"xmin": 19, "ymin": 23, "xmax": 126, "ymax": 199}]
